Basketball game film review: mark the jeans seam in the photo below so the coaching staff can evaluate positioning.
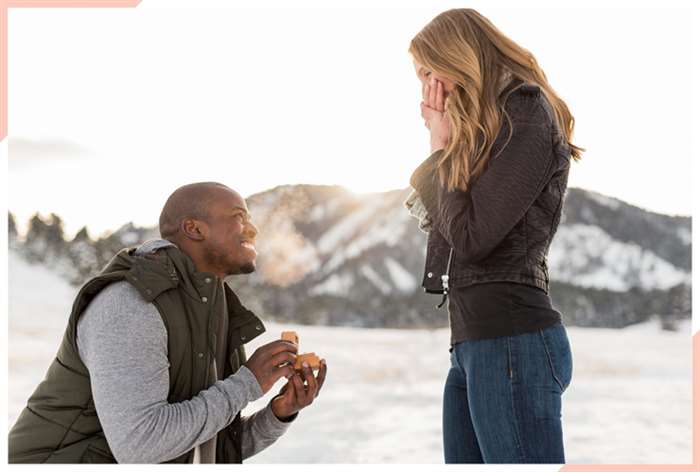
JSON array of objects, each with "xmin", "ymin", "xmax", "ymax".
[
  {"xmin": 507, "ymin": 337, "xmax": 526, "ymax": 463},
  {"xmin": 506, "ymin": 336, "xmax": 513, "ymax": 379},
  {"xmin": 539, "ymin": 329, "xmax": 565, "ymax": 392},
  {"xmin": 453, "ymin": 343, "xmax": 463, "ymax": 371}
]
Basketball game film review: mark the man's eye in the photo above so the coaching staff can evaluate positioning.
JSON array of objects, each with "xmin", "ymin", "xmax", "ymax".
[{"xmin": 235, "ymin": 213, "xmax": 251, "ymax": 224}]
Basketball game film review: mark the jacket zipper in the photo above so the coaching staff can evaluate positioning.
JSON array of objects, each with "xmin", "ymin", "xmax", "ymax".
[{"xmin": 436, "ymin": 247, "xmax": 454, "ymax": 309}]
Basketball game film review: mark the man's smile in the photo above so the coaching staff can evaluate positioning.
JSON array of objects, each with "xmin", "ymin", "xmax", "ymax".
[{"xmin": 240, "ymin": 240, "xmax": 257, "ymax": 254}]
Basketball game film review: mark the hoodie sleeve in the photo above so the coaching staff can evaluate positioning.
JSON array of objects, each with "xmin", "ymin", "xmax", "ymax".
[
  {"xmin": 76, "ymin": 281, "xmax": 263, "ymax": 463},
  {"xmin": 239, "ymin": 402, "xmax": 297, "ymax": 459}
]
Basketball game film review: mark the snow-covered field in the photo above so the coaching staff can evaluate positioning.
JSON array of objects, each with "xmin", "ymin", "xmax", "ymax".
[{"xmin": 7, "ymin": 253, "xmax": 693, "ymax": 464}]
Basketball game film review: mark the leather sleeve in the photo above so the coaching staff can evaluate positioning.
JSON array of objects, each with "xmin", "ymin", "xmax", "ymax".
[{"xmin": 410, "ymin": 99, "xmax": 556, "ymax": 263}]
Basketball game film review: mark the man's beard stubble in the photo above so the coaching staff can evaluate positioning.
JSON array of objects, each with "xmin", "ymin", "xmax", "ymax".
[
  {"xmin": 202, "ymin": 244, "xmax": 256, "ymax": 276},
  {"xmin": 238, "ymin": 262, "xmax": 256, "ymax": 274}
]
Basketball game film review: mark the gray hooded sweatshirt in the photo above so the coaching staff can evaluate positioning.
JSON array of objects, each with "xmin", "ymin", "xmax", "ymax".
[{"xmin": 76, "ymin": 239, "xmax": 292, "ymax": 463}]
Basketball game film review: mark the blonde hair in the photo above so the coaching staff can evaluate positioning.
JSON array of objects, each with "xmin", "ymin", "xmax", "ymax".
[{"xmin": 409, "ymin": 8, "xmax": 584, "ymax": 192}]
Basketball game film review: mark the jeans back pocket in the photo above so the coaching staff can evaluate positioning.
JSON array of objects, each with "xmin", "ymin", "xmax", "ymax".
[{"xmin": 539, "ymin": 324, "xmax": 573, "ymax": 393}]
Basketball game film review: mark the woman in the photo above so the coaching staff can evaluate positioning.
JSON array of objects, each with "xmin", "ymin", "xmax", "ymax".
[{"xmin": 405, "ymin": 9, "xmax": 581, "ymax": 464}]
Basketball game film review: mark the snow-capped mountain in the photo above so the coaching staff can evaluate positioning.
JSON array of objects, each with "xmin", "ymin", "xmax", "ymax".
[
  {"xmin": 9, "ymin": 185, "xmax": 691, "ymax": 329},
  {"xmin": 553, "ymin": 188, "xmax": 691, "ymax": 290}
]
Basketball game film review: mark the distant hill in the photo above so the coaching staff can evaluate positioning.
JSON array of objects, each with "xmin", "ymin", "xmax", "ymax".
[{"xmin": 8, "ymin": 185, "xmax": 691, "ymax": 330}]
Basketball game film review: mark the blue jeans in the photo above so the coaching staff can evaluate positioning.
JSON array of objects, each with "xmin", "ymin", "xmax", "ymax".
[{"xmin": 443, "ymin": 323, "xmax": 573, "ymax": 463}]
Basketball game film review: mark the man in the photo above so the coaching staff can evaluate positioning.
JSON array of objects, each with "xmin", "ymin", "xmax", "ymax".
[{"xmin": 8, "ymin": 182, "xmax": 327, "ymax": 463}]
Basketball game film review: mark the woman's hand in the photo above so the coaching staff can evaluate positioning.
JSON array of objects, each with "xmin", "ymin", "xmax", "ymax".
[{"xmin": 421, "ymin": 77, "xmax": 450, "ymax": 153}]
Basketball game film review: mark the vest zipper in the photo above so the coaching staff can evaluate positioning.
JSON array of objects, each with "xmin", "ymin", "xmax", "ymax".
[
  {"xmin": 436, "ymin": 247, "xmax": 454, "ymax": 309},
  {"xmin": 203, "ymin": 284, "xmax": 218, "ymax": 392}
]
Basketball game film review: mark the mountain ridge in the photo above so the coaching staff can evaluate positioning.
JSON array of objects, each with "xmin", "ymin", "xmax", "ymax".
[{"xmin": 8, "ymin": 185, "xmax": 691, "ymax": 330}]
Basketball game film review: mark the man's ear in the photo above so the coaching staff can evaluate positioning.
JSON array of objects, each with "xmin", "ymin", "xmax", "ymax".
[{"xmin": 181, "ymin": 218, "xmax": 207, "ymax": 241}]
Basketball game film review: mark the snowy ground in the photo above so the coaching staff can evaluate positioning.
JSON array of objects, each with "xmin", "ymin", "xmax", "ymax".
[{"xmin": 7, "ymin": 253, "xmax": 694, "ymax": 464}]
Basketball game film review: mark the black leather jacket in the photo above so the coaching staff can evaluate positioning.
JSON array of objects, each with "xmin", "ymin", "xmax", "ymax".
[{"xmin": 410, "ymin": 81, "xmax": 571, "ymax": 300}]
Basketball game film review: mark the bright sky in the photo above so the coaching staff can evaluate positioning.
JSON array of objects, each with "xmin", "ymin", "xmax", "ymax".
[{"xmin": 6, "ymin": 1, "xmax": 696, "ymax": 237}]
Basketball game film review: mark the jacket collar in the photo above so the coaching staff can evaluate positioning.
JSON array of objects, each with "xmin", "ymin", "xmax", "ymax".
[
  {"xmin": 104, "ymin": 238, "xmax": 215, "ymax": 303},
  {"xmin": 119, "ymin": 239, "xmax": 257, "ymax": 324}
]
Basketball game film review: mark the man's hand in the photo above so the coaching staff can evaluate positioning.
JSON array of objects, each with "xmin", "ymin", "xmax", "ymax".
[
  {"xmin": 271, "ymin": 359, "xmax": 328, "ymax": 421},
  {"xmin": 421, "ymin": 77, "xmax": 450, "ymax": 153},
  {"xmin": 244, "ymin": 340, "xmax": 298, "ymax": 394}
]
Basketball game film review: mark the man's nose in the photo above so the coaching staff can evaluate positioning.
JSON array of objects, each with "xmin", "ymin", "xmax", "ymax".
[{"xmin": 244, "ymin": 221, "xmax": 259, "ymax": 240}]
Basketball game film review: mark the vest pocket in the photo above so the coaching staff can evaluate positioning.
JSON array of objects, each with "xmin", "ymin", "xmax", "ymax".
[
  {"xmin": 81, "ymin": 436, "xmax": 116, "ymax": 463},
  {"xmin": 82, "ymin": 401, "xmax": 98, "ymax": 416},
  {"xmin": 43, "ymin": 438, "xmax": 92, "ymax": 463},
  {"xmin": 82, "ymin": 445, "xmax": 117, "ymax": 463},
  {"xmin": 228, "ymin": 312, "xmax": 265, "ymax": 348}
]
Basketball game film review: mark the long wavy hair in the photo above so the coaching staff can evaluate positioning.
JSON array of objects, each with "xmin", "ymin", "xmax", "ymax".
[{"xmin": 409, "ymin": 8, "xmax": 584, "ymax": 192}]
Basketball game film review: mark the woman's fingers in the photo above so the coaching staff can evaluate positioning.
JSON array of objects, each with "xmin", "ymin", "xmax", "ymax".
[
  {"xmin": 435, "ymin": 80, "xmax": 445, "ymax": 112},
  {"xmin": 428, "ymin": 77, "xmax": 437, "ymax": 109},
  {"xmin": 420, "ymin": 102, "xmax": 428, "ymax": 120}
]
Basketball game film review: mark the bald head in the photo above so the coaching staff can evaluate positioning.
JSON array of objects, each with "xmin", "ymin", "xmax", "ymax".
[
  {"xmin": 158, "ymin": 182, "xmax": 259, "ymax": 278},
  {"xmin": 159, "ymin": 182, "xmax": 233, "ymax": 241}
]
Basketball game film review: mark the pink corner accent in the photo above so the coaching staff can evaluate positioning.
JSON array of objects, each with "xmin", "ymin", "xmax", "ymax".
[
  {"xmin": 7, "ymin": 1, "xmax": 141, "ymax": 7},
  {"xmin": 695, "ymin": 331, "xmax": 699, "ymax": 469},
  {"xmin": 560, "ymin": 467, "xmax": 697, "ymax": 471}
]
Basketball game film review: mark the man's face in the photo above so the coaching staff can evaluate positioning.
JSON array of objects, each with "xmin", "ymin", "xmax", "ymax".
[{"xmin": 201, "ymin": 189, "xmax": 259, "ymax": 277}]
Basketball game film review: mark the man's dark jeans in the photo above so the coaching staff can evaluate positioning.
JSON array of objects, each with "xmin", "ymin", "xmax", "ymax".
[{"xmin": 443, "ymin": 323, "xmax": 573, "ymax": 463}]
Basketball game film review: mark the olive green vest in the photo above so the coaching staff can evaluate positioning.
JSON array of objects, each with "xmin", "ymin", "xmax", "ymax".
[{"xmin": 8, "ymin": 245, "xmax": 266, "ymax": 463}]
